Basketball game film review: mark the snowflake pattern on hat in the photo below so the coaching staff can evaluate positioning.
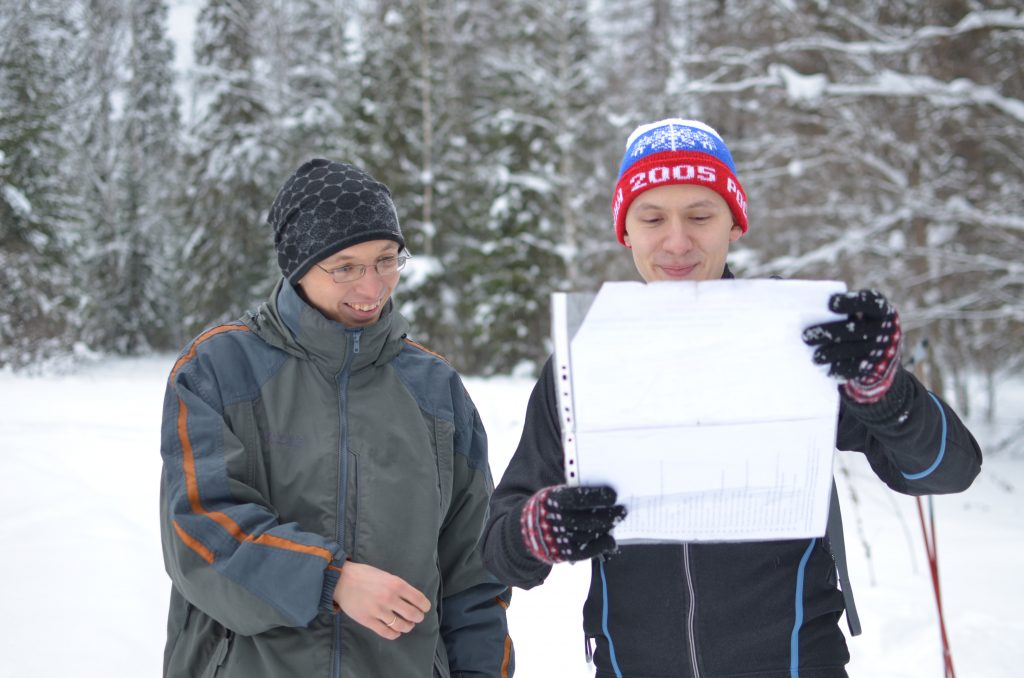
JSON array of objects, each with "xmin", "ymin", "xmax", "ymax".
[
  {"xmin": 628, "ymin": 124, "xmax": 719, "ymax": 159},
  {"xmin": 619, "ymin": 118, "xmax": 738, "ymax": 178}
]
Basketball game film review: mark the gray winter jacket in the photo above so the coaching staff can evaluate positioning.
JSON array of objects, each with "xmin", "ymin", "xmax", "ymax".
[{"xmin": 160, "ymin": 280, "xmax": 513, "ymax": 677}]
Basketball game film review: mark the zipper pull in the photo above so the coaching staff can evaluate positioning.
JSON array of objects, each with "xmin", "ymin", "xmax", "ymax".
[
  {"xmin": 584, "ymin": 636, "xmax": 594, "ymax": 664},
  {"xmin": 352, "ymin": 331, "xmax": 361, "ymax": 354},
  {"xmin": 213, "ymin": 631, "xmax": 233, "ymax": 667}
]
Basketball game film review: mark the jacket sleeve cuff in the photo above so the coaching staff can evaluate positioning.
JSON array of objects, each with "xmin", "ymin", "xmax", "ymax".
[
  {"xmin": 320, "ymin": 560, "xmax": 344, "ymax": 613},
  {"xmin": 840, "ymin": 367, "xmax": 914, "ymax": 427},
  {"xmin": 503, "ymin": 501, "xmax": 546, "ymax": 572}
]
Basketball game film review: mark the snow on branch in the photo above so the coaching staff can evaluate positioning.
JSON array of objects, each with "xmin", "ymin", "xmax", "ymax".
[
  {"xmin": 826, "ymin": 71, "xmax": 1024, "ymax": 123},
  {"xmin": 679, "ymin": 67, "xmax": 1024, "ymax": 124},
  {"xmin": 696, "ymin": 10, "xmax": 1024, "ymax": 60}
]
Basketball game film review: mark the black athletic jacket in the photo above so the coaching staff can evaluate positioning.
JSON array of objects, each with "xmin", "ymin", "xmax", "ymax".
[{"xmin": 482, "ymin": 294, "xmax": 982, "ymax": 677}]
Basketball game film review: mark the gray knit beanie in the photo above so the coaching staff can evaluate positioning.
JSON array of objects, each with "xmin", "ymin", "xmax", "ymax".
[{"xmin": 268, "ymin": 159, "xmax": 405, "ymax": 283}]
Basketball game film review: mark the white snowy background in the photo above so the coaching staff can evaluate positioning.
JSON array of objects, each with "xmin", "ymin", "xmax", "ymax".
[
  {"xmin": 1, "ymin": 3, "xmax": 1020, "ymax": 676},
  {"xmin": 1, "ymin": 355, "xmax": 1021, "ymax": 677}
]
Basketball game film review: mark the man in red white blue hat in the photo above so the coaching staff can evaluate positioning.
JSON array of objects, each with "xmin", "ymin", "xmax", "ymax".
[{"xmin": 482, "ymin": 119, "xmax": 982, "ymax": 677}]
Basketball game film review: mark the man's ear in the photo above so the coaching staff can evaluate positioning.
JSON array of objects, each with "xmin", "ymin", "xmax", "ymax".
[
  {"xmin": 623, "ymin": 231, "xmax": 632, "ymax": 249},
  {"xmin": 729, "ymin": 223, "xmax": 744, "ymax": 242}
]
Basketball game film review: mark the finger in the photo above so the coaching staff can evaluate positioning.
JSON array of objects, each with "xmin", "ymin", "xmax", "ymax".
[
  {"xmin": 564, "ymin": 504, "xmax": 628, "ymax": 531},
  {"xmin": 555, "ymin": 485, "xmax": 618, "ymax": 510},
  {"xmin": 391, "ymin": 598, "xmax": 428, "ymax": 626},
  {"xmin": 815, "ymin": 354, "xmax": 864, "ymax": 380},
  {"xmin": 380, "ymin": 572, "xmax": 431, "ymax": 616},
  {"xmin": 574, "ymin": 534, "xmax": 618, "ymax": 561},
  {"xmin": 812, "ymin": 340, "xmax": 873, "ymax": 366},
  {"xmin": 828, "ymin": 290, "xmax": 887, "ymax": 319},
  {"xmin": 564, "ymin": 513, "xmax": 619, "ymax": 536},
  {"xmin": 803, "ymin": 318, "xmax": 881, "ymax": 346},
  {"xmin": 380, "ymin": 610, "xmax": 417, "ymax": 635},
  {"xmin": 374, "ymin": 615, "xmax": 403, "ymax": 640},
  {"xmin": 396, "ymin": 584, "xmax": 431, "ymax": 615},
  {"xmin": 802, "ymin": 321, "xmax": 845, "ymax": 346}
]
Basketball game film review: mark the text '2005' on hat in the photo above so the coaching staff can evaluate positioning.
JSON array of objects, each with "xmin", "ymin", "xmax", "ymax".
[{"xmin": 612, "ymin": 119, "xmax": 748, "ymax": 245}]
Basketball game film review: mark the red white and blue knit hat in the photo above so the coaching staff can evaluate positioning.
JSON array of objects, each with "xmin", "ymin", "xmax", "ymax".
[{"xmin": 612, "ymin": 118, "xmax": 748, "ymax": 245}]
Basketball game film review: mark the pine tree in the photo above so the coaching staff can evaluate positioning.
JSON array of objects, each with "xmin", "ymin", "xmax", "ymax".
[
  {"xmin": 352, "ymin": 0, "xmax": 437, "ymax": 256},
  {"xmin": 179, "ymin": 0, "xmax": 281, "ymax": 338},
  {"xmin": 596, "ymin": 0, "xmax": 680, "ymax": 120},
  {"xmin": 450, "ymin": 0, "xmax": 611, "ymax": 374},
  {"xmin": 352, "ymin": 0, "xmax": 468, "ymax": 363},
  {"xmin": 0, "ymin": 0, "xmax": 81, "ymax": 368},
  {"xmin": 116, "ymin": 0, "xmax": 185, "ymax": 351},
  {"xmin": 73, "ymin": 0, "xmax": 130, "ymax": 355},
  {"xmin": 263, "ymin": 0, "xmax": 358, "ymax": 168}
]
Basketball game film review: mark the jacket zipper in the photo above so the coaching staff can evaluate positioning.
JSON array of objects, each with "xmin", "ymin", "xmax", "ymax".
[
  {"xmin": 683, "ymin": 544, "xmax": 701, "ymax": 678},
  {"xmin": 209, "ymin": 630, "xmax": 233, "ymax": 677},
  {"xmin": 332, "ymin": 330, "xmax": 361, "ymax": 678}
]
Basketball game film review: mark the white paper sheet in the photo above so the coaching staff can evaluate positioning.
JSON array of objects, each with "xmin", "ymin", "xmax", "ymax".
[{"xmin": 554, "ymin": 279, "xmax": 847, "ymax": 542}]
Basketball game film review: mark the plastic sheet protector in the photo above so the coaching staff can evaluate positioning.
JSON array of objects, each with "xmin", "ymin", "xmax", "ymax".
[{"xmin": 551, "ymin": 279, "xmax": 846, "ymax": 542}]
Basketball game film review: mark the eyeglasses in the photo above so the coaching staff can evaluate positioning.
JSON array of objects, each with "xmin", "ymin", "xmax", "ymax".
[{"xmin": 316, "ymin": 253, "xmax": 411, "ymax": 283}]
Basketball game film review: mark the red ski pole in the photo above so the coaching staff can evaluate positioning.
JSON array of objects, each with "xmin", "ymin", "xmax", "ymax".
[{"xmin": 915, "ymin": 496, "xmax": 955, "ymax": 678}]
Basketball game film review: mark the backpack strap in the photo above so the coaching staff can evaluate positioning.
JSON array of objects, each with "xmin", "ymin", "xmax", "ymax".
[{"xmin": 827, "ymin": 482, "xmax": 862, "ymax": 636}]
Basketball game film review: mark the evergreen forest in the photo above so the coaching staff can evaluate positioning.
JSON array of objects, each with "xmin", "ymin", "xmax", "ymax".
[{"xmin": 1, "ymin": 0, "xmax": 1022, "ymax": 419}]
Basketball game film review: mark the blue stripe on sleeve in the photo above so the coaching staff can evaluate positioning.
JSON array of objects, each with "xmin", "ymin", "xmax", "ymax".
[
  {"xmin": 790, "ymin": 539, "xmax": 816, "ymax": 678},
  {"xmin": 599, "ymin": 561, "xmax": 624, "ymax": 678},
  {"xmin": 902, "ymin": 392, "xmax": 947, "ymax": 480}
]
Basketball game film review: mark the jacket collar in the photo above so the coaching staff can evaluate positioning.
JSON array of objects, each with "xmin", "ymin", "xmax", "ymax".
[{"xmin": 254, "ymin": 279, "xmax": 408, "ymax": 375}]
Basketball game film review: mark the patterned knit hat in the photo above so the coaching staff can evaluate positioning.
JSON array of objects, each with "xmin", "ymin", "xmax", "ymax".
[
  {"xmin": 612, "ymin": 119, "xmax": 748, "ymax": 245},
  {"xmin": 268, "ymin": 159, "xmax": 405, "ymax": 283}
]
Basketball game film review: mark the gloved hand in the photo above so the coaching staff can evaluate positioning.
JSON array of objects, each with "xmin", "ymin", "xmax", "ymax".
[
  {"xmin": 801, "ymin": 289, "xmax": 903, "ymax": 404},
  {"xmin": 519, "ymin": 485, "xmax": 627, "ymax": 564}
]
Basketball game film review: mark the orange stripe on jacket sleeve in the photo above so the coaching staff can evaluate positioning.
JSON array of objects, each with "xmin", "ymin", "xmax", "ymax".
[
  {"xmin": 173, "ymin": 520, "xmax": 215, "ymax": 564},
  {"xmin": 250, "ymin": 533, "xmax": 334, "ymax": 562},
  {"xmin": 403, "ymin": 337, "xmax": 450, "ymax": 364},
  {"xmin": 177, "ymin": 398, "xmax": 203, "ymax": 515},
  {"xmin": 500, "ymin": 634, "xmax": 512, "ymax": 678},
  {"xmin": 170, "ymin": 323, "xmax": 332, "ymax": 566},
  {"xmin": 169, "ymin": 324, "xmax": 250, "ymax": 383}
]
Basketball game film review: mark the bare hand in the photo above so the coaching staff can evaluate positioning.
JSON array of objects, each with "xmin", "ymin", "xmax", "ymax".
[{"xmin": 332, "ymin": 561, "xmax": 431, "ymax": 640}]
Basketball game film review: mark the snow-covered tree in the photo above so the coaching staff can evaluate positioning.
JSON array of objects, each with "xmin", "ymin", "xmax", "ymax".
[
  {"xmin": 178, "ymin": 0, "xmax": 281, "ymax": 338},
  {"xmin": 595, "ymin": 0, "xmax": 683, "ymax": 121},
  {"xmin": 679, "ymin": 0, "xmax": 1024, "ymax": 402},
  {"xmin": 72, "ymin": 0, "xmax": 129, "ymax": 355},
  {"xmin": 0, "ymin": 0, "xmax": 81, "ymax": 368},
  {"xmin": 113, "ymin": 0, "xmax": 184, "ymax": 351},
  {"xmin": 439, "ymin": 0, "xmax": 613, "ymax": 374},
  {"xmin": 350, "ymin": 0, "xmax": 484, "ymax": 369},
  {"xmin": 2, "ymin": 0, "xmax": 1020, "ymax": 384},
  {"xmin": 263, "ymin": 0, "xmax": 358, "ymax": 168}
]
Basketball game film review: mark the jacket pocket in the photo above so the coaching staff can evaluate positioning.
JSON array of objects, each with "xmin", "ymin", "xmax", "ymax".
[
  {"xmin": 347, "ymin": 449, "xmax": 360, "ymax": 555},
  {"xmin": 165, "ymin": 607, "xmax": 232, "ymax": 678},
  {"xmin": 433, "ymin": 417, "xmax": 455, "ymax": 516},
  {"xmin": 226, "ymin": 400, "xmax": 266, "ymax": 492}
]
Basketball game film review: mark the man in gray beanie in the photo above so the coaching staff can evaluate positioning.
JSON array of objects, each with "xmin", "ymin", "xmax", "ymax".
[
  {"xmin": 269, "ymin": 158, "xmax": 407, "ymax": 326},
  {"xmin": 159, "ymin": 159, "xmax": 514, "ymax": 677},
  {"xmin": 270, "ymin": 159, "xmax": 405, "ymax": 283}
]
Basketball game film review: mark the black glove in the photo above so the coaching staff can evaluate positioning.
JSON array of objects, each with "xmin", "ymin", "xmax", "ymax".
[
  {"xmin": 801, "ymin": 289, "xmax": 902, "ymax": 404},
  {"xmin": 519, "ymin": 485, "xmax": 627, "ymax": 564}
]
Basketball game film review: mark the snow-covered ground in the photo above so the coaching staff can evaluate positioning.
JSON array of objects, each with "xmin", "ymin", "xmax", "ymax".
[{"xmin": 1, "ymin": 355, "xmax": 1021, "ymax": 677}]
